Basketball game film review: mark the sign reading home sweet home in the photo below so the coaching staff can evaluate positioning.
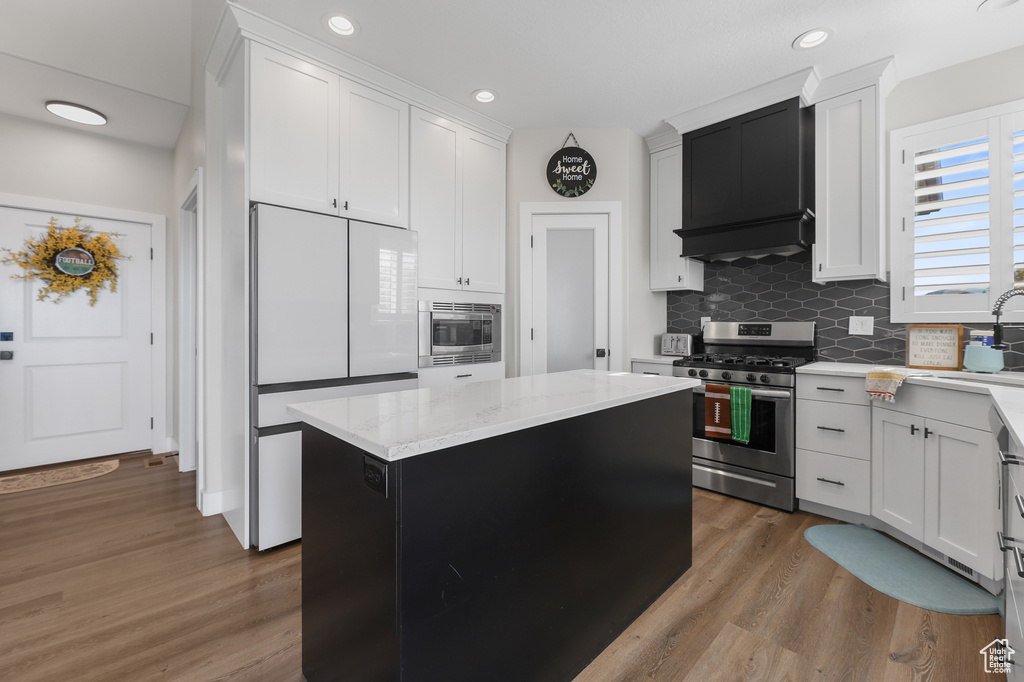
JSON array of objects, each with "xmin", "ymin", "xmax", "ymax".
[{"xmin": 547, "ymin": 144, "xmax": 597, "ymax": 198}]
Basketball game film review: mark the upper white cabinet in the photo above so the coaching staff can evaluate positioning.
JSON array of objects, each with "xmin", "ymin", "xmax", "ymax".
[
  {"xmin": 649, "ymin": 144, "xmax": 703, "ymax": 291},
  {"xmin": 411, "ymin": 107, "xmax": 506, "ymax": 293},
  {"xmin": 249, "ymin": 42, "xmax": 409, "ymax": 228},
  {"xmin": 813, "ymin": 86, "xmax": 885, "ymax": 282}
]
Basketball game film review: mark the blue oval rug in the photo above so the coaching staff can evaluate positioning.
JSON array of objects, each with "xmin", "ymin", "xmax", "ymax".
[{"xmin": 804, "ymin": 524, "xmax": 999, "ymax": 615}]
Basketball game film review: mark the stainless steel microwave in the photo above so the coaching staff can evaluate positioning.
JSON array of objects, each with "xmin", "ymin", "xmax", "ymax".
[{"xmin": 418, "ymin": 301, "xmax": 501, "ymax": 367}]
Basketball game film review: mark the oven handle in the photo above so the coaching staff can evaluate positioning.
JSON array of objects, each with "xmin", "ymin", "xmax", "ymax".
[{"xmin": 691, "ymin": 385, "xmax": 793, "ymax": 400}]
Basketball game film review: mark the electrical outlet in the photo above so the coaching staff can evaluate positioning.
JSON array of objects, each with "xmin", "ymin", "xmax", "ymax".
[
  {"xmin": 849, "ymin": 316, "xmax": 874, "ymax": 335},
  {"xmin": 700, "ymin": 316, "xmax": 712, "ymax": 329}
]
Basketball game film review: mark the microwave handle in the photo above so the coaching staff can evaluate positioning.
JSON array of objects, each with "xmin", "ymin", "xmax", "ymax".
[{"xmin": 691, "ymin": 385, "xmax": 792, "ymax": 400}]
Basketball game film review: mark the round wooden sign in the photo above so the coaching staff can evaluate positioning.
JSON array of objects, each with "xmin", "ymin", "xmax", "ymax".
[{"xmin": 547, "ymin": 146, "xmax": 597, "ymax": 197}]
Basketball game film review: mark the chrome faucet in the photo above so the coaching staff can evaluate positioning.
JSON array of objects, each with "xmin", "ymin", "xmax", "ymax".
[{"xmin": 991, "ymin": 287, "xmax": 1024, "ymax": 348}]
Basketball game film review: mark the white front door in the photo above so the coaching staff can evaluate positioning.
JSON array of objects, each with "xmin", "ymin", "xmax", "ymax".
[
  {"xmin": 528, "ymin": 213, "xmax": 610, "ymax": 374},
  {"xmin": 0, "ymin": 207, "xmax": 153, "ymax": 472}
]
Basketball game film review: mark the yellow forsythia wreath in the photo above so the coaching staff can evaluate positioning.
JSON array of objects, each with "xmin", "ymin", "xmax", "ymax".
[{"xmin": 1, "ymin": 217, "xmax": 126, "ymax": 305}]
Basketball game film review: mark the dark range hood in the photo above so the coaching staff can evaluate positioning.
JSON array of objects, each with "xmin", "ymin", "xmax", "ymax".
[{"xmin": 674, "ymin": 97, "xmax": 815, "ymax": 261}]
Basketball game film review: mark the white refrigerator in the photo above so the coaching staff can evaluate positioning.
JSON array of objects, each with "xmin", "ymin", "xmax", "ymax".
[{"xmin": 250, "ymin": 203, "xmax": 418, "ymax": 549}]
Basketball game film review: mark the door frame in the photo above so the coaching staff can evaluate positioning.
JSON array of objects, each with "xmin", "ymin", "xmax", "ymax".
[
  {"xmin": 0, "ymin": 191, "xmax": 170, "ymax": 455},
  {"xmin": 519, "ymin": 201, "xmax": 623, "ymax": 376},
  {"xmin": 177, "ymin": 169, "xmax": 204, "ymax": 488}
]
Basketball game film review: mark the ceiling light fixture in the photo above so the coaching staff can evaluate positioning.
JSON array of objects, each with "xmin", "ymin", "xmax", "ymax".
[
  {"xmin": 45, "ymin": 101, "xmax": 107, "ymax": 126},
  {"xmin": 473, "ymin": 89, "xmax": 497, "ymax": 104},
  {"xmin": 325, "ymin": 14, "xmax": 357, "ymax": 36},
  {"xmin": 978, "ymin": 0, "xmax": 1020, "ymax": 11},
  {"xmin": 792, "ymin": 28, "xmax": 832, "ymax": 50}
]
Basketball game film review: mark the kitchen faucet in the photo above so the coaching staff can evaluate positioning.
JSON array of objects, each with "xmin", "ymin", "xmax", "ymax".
[{"xmin": 991, "ymin": 287, "xmax": 1024, "ymax": 348}]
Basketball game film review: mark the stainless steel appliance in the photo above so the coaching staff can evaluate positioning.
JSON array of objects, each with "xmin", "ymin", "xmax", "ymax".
[
  {"xmin": 661, "ymin": 333, "xmax": 693, "ymax": 356},
  {"xmin": 671, "ymin": 321, "xmax": 816, "ymax": 511},
  {"xmin": 419, "ymin": 301, "xmax": 501, "ymax": 366},
  {"xmin": 249, "ymin": 204, "xmax": 419, "ymax": 550}
]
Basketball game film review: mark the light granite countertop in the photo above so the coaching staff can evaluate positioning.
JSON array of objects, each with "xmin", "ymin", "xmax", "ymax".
[
  {"xmin": 286, "ymin": 369, "xmax": 700, "ymax": 462},
  {"xmin": 798, "ymin": 361, "xmax": 1024, "ymax": 449}
]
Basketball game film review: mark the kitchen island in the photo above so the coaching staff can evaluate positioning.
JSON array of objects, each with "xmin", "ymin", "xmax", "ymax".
[{"xmin": 286, "ymin": 369, "xmax": 698, "ymax": 682}]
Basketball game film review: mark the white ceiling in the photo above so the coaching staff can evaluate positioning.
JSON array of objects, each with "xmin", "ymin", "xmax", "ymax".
[{"xmin": 1, "ymin": 0, "xmax": 1023, "ymax": 149}]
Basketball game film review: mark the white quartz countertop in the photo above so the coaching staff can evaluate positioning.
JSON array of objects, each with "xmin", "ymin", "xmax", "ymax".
[
  {"xmin": 286, "ymin": 369, "xmax": 699, "ymax": 462},
  {"xmin": 630, "ymin": 355, "xmax": 680, "ymax": 365},
  {"xmin": 798, "ymin": 361, "xmax": 1024, "ymax": 450}
]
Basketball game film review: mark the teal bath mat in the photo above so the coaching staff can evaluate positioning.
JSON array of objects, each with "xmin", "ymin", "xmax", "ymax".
[{"xmin": 804, "ymin": 524, "xmax": 999, "ymax": 615}]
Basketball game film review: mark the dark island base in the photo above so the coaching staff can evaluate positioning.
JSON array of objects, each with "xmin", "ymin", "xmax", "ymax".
[{"xmin": 302, "ymin": 389, "xmax": 693, "ymax": 682}]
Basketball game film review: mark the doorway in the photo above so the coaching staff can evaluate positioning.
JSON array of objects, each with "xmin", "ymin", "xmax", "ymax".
[
  {"xmin": 519, "ymin": 202, "xmax": 623, "ymax": 376},
  {"xmin": 177, "ymin": 169, "xmax": 203, "ymax": 482}
]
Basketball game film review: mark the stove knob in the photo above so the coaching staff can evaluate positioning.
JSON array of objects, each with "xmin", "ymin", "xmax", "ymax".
[
  {"xmin": 721, "ymin": 371, "xmax": 732, "ymax": 381},
  {"xmin": 687, "ymin": 369, "xmax": 698, "ymax": 377},
  {"xmin": 698, "ymin": 370, "xmax": 709, "ymax": 378},
  {"xmin": 759, "ymin": 374, "xmax": 771, "ymax": 384},
  {"xmin": 746, "ymin": 373, "xmax": 757, "ymax": 382}
]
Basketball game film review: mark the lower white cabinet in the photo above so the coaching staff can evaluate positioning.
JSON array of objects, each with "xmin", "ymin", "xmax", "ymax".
[
  {"xmin": 631, "ymin": 361, "xmax": 673, "ymax": 376},
  {"xmin": 418, "ymin": 362, "xmax": 505, "ymax": 388},
  {"xmin": 872, "ymin": 403, "xmax": 999, "ymax": 580},
  {"xmin": 796, "ymin": 450, "xmax": 871, "ymax": 515},
  {"xmin": 795, "ymin": 374, "xmax": 870, "ymax": 514},
  {"xmin": 1005, "ymin": 436, "xmax": 1024, "ymax": 676}
]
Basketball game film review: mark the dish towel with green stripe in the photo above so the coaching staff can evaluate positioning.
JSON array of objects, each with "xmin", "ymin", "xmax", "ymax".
[{"xmin": 730, "ymin": 385, "xmax": 751, "ymax": 444}]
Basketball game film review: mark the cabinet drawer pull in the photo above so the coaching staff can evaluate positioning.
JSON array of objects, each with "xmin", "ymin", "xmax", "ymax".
[
  {"xmin": 1017, "ymin": 494, "xmax": 1024, "ymax": 520},
  {"xmin": 1001, "ymin": 451, "xmax": 1024, "ymax": 466},
  {"xmin": 1015, "ymin": 547, "xmax": 1024, "ymax": 579},
  {"xmin": 816, "ymin": 477, "xmax": 845, "ymax": 487},
  {"xmin": 642, "ymin": 371, "xmax": 660, "ymax": 375},
  {"xmin": 455, "ymin": 374, "xmax": 473, "ymax": 378},
  {"xmin": 999, "ymin": 530, "xmax": 1021, "ymax": 552},
  {"xmin": 816, "ymin": 387, "xmax": 845, "ymax": 392},
  {"xmin": 816, "ymin": 426, "xmax": 846, "ymax": 433}
]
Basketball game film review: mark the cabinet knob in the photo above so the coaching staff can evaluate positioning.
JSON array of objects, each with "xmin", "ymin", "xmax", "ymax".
[{"xmin": 910, "ymin": 424, "xmax": 918, "ymax": 435}]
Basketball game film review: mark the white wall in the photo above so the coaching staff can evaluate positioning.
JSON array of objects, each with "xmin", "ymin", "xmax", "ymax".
[
  {"xmin": 887, "ymin": 43, "xmax": 1024, "ymax": 132},
  {"xmin": 505, "ymin": 128, "xmax": 663, "ymax": 377}
]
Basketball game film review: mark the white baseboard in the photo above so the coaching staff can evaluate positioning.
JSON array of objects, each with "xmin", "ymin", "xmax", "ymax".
[{"xmin": 199, "ymin": 488, "xmax": 224, "ymax": 516}]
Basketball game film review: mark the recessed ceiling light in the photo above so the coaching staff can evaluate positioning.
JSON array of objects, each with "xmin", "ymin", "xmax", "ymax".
[
  {"xmin": 473, "ymin": 89, "xmax": 497, "ymax": 103},
  {"xmin": 978, "ymin": 0, "xmax": 1020, "ymax": 11},
  {"xmin": 325, "ymin": 14, "xmax": 357, "ymax": 36},
  {"xmin": 45, "ymin": 101, "xmax": 107, "ymax": 126},
  {"xmin": 792, "ymin": 28, "xmax": 832, "ymax": 50}
]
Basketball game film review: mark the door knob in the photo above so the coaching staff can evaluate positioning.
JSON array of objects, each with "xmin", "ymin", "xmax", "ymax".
[
  {"xmin": 0, "ymin": 351, "xmax": 13, "ymax": 360},
  {"xmin": 595, "ymin": 349, "xmax": 606, "ymax": 357}
]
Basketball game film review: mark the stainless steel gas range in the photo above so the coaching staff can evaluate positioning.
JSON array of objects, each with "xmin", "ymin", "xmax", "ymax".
[{"xmin": 671, "ymin": 321, "xmax": 816, "ymax": 511}]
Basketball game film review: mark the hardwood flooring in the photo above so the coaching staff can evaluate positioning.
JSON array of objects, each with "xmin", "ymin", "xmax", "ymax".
[{"xmin": 0, "ymin": 459, "xmax": 1001, "ymax": 681}]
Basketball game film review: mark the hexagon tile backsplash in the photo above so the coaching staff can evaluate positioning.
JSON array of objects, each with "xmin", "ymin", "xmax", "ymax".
[{"xmin": 665, "ymin": 251, "xmax": 1024, "ymax": 371}]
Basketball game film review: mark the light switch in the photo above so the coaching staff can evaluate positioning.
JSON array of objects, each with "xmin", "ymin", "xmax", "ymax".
[{"xmin": 849, "ymin": 316, "xmax": 874, "ymax": 335}]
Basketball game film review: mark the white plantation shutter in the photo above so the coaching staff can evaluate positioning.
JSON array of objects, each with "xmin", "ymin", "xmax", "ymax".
[{"xmin": 890, "ymin": 99, "xmax": 1024, "ymax": 323}]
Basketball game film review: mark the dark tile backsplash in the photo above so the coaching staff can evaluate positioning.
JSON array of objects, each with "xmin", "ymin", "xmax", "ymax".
[{"xmin": 666, "ymin": 251, "xmax": 1024, "ymax": 370}]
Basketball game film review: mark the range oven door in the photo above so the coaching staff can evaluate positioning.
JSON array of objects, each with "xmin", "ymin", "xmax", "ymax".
[{"xmin": 692, "ymin": 383, "xmax": 794, "ymax": 477}]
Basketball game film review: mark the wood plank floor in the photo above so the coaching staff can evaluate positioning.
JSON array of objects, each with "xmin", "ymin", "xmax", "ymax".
[{"xmin": 0, "ymin": 457, "xmax": 1001, "ymax": 681}]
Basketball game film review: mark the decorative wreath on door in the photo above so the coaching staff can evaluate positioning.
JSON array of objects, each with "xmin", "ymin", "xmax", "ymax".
[{"xmin": 1, "ymin": 217, "xmax": 126, "ymax": 305}]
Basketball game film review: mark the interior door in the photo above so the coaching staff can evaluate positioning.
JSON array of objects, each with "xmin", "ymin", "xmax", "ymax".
[
  {"xmin": 0, "ymin": 207, "xmax": 152, "ymax": 472},
  {"xmin": 529, "ymin": 213, "xmax": 609, "ymax": 374}
]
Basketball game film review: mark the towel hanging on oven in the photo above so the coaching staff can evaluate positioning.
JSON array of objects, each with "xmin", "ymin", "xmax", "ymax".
[
  {"xmin": 704, "ymin": 384, "xmax": 732, "ymax": 439},
  {"xmin": 730, "ymin": 386, "xmax": 751, "ymax": 444}
]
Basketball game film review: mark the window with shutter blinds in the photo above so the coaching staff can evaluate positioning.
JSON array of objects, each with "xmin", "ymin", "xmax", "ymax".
[{"xmin": 890, "ymin": 98, "xmax": 1024, "ymax": 323}]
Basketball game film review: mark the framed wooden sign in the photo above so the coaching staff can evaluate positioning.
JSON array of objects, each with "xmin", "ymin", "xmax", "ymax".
[{"xmin": 906, "ymin": 324, "xmax": 964, "ymax": 371}]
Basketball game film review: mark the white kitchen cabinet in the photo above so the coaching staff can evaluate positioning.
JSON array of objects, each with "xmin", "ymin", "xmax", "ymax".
[
  {"xmin": 411, "ymin": 108, "xmax": 506, "ymax": 293},
  {"xmin": 649, "ymin": 144, "xmax": 703, "ymax": 291},
  {"xmin": 1004, "ymin": 433, "xmax": 1024, "ymax": 677},
  {"xmin": 631, "ymin": 361, "xmax": 672, "ymax": 376},
  {"xmin": 417, "ymin": 362, "xmax": 505, "ymax": 388},
  {"xmin": 872, "ymin": 394, "xmax": 999, "ymax": 580},
  {"xmin": 813, "ymin": 86, "xmax": 886, "ymax": 282},
  {"xmin": 249, "ymin": 42, "xmax": 409, "ymax": 227},
  {"xmin": 796, "ymin": 374, "xmax": 871, "ymax": 514}
]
